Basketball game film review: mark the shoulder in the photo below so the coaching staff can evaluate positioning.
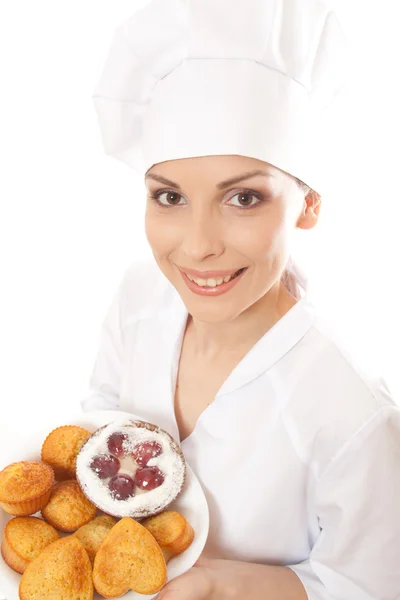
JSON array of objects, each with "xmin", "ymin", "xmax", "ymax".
[
  {"xmin": 279, "ymin": 302, "xmax": 399, "ymax": 476},
  {"xmin": 116, "ymin": 256, "xmax": 179, "ymax": 325}
]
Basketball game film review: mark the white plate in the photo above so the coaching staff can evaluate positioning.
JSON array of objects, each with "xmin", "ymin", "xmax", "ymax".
[{"xmin": 0, "ymin": 410, "xmax": 209, "ymax": 600}]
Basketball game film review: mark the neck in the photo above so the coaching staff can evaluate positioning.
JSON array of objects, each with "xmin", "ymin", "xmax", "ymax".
[{"xmin": 185, "ymin": 281, "xmax": 299, "ymax": 360}]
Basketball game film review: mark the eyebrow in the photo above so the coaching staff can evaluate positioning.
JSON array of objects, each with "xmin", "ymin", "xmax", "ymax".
[{"xmin": 145, "ymin": 169, "xmax": 273, "ymax": 190}]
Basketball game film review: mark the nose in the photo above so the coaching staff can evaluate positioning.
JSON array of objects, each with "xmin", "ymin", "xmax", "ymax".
[{"xmin": 181, "ymin": 208, "xmax": 224, "ymax": 261}]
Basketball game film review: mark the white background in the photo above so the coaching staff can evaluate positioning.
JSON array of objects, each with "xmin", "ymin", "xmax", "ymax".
[{"xmin": 0, "ymin": 0, "xmax": 399, "ymax": 433}]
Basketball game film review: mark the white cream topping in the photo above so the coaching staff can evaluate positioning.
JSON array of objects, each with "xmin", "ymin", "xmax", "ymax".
[{"xmin": 76, "ymin": 419, "xmax": 185, "ymax": 518}]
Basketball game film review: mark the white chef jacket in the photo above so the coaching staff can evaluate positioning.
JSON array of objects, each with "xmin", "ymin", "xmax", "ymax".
[{"xmin": 81, "ymin": 257, "xmax": 400, "ymax": 600}]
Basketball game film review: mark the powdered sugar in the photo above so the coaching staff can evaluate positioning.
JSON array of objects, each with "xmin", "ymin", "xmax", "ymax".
[{"xmin": 76, "ymin": 418, "xmax": 186, "ymax": 518}]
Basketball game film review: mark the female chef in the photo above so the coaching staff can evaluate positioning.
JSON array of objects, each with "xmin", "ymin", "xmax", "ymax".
[{"xmin": 83, "ymin": 0, "xmax": 400, "ymax": 598}]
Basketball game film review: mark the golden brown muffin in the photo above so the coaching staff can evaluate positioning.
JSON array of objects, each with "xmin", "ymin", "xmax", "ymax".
[
  {"xmin": 41, "ymin": 480, "xmax": 97, "ymax": 532},
  {"xmin": 72, "ymin": 514, "xmax": 118, "ymax": 563},
  {"xmin": 0, "ymin": 461, "xmax": 54, "ymax": 516},
  {"xmin": 1, "ymin": 516, "xmax": 59, "ymax": 574},
  {"xmin": 93, "ymin": 517, "xmax": 167, "ymax": 597},
  {"xmin": 141, "ymin": 510, "xmax": 195, "ymax": 562},
  {"xmin": 41, "ymin": 425, "xmax": 92, "ymax": 480},
  {"xmin": 19, "ymin": 536, "xmax": 93, "ymax": 600}
]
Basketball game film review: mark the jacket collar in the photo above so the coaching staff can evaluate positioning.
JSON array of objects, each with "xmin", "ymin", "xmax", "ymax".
[{"xmin": 163, "ymin": 284, "xmax": 316, "ymax": 397}]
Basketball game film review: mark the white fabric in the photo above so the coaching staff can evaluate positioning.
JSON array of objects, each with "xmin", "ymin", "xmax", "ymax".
[
  {"xmin": 91, "ymin": 0, "xmax": 350, "ymax": 196},
  {"xmin": 282, "ymin": 254, "xmax": 309, "ymax": 298},
  {"xmin": 81, "ymin": 257, "xmax": 400, "ymax": 600}
]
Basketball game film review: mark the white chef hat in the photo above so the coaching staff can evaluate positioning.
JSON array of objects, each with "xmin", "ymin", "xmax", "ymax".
[{"xmin": 92, "ymin": 0, "xmax": 350, "ymax": 296}]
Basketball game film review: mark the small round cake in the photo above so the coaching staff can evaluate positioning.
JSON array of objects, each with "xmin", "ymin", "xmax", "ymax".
[
  {"xmin": 0, "ymin": 461, "xmax": 54, "ymax": 516},
  {"xmin": 41, "ymin": 480, "xmax": 97, "ymax": 532},
  {"xmin": 41, "ymin": 425, "xmax": 92, "ymax": 480},
  {"xmin": 76, "ymin": 419, "xmax": 186, "ymax": 519},
  {"xmin": 1, "ymin": 516, "xmax": 60, "ymax": 574}
]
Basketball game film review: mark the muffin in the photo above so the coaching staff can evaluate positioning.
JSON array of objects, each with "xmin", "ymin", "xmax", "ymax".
[
  {"xmin": 0, "ymin": 461, "xmax": 54, "ymax": 516},
  {"xmin": 72, "ymin": 514, "xmax": 118, "ymax": 563},
  {"xmin": 41, "ymin": 480, "xmax": 97, "ymax": 532},
  {"xmin": 1, "ymin": 516, "xmax": 60, "ymax": 573},
  {"xmin": 141, "ymin": 510, "xmax": 195, "ymax": 562},
  {"xmin": 19, "ymin": 536, "xmax": 93, "ymax": 600},
  {"xmin": 92, "ymin": 517, "xmax": 167, "ymax": 597},
  {"xmin": 41, "ymin": 425, "xmax": 92, "ymax": 480}
]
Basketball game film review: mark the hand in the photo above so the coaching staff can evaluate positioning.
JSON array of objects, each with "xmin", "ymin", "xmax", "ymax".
[
  {"xmin": 155, "ymin": 556, "xmax": 216, "ymax": 600},
  {"xmin": 154, "ymin": 555, "xmax": 308, "ymax": 600}
]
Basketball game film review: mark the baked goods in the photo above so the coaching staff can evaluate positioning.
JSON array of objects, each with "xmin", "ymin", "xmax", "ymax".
[
  {"xmin": 19, "ymin": 535, "xmax": 93, "ymax": 600},
  {"xmin": 142, "ymin": 510, "xmax": 195, "ymax": 562},
  {"xmin": 0, "ymin": 417, "xmax": 197, "ymax": 598},
  {"xmin": 92, "ymin": 516, "xmax": 167, "ymax": 597},
  {"xmin": 1, "ymin": 516, "xmax": 59, "ymax": 574},
  {"xmin": 0, "ymin": 461, "xmax": 54, "ymax": 516},
  {"xmin": 72, "ymin": 514, "xmax": 117, "ymax": 563},
  {"xmin": 76, "ymin": 418, "xmax": 186, "ymax": 519},
  {"xmin": 41, "ymin": 480, "xmax": 97, "ymax": 532},
  {"xmin": 41, "ymin": 425, "xmax": 91, "ymax": 480}
]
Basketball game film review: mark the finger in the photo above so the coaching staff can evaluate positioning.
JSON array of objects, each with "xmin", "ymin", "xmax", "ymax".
[
  {"xmin": 153, "ymin": 565, "xmax": 212, "ymax": 600},
  {"xmin": 194, "ymin": 555, "xmax": 212, "ymax": 568}
]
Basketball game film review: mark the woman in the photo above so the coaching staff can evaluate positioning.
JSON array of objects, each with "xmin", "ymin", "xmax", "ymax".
[{"xmin": 83, "ymin": 0, "xmax": 400, "ymax": 598}]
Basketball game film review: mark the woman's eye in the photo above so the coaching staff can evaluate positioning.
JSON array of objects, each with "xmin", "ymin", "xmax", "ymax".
[
  {"xmin": 150, "ymin": 190, "xmax": 184, "ymax": 207},
  {"xmin": 227, "ymin": 191, "xmax": 263, "ymax": 208},
  {"xmin": 154, "ymin": 192, "xmax": 182, "ymax": 206},
  {"xmin": 149, "ymin": 189, "xmax": 265, "ymax": 209}
]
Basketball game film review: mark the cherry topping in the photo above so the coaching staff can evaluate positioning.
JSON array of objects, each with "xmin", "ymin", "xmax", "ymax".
[
  {"xmin": 134, "ymin": 466, "xmax": 165, "ymax": 491},
  {"xmin": 132, "ymin": 441, "xmax": 163, "ymax": 466},
  {"xmin": 108, "ymin": 475, "xmax": 135, "ymax": 500},
  {"xmin": 107, "ymin": 432, "xmax": 129, "ymax": 457},
  {"xmin": 89, "ymin": 454, "xmax": 120, "ymax": 479}
]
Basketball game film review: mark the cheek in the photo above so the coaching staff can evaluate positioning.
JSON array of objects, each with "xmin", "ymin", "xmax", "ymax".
[
  {"xmin": 226, "ymin": 213, "xmax": 287, "ymax": 257},
  {"xmin": 144, "ymin": 211, "xmax": 182, "ymax": 257},
  {"xmin": 144, "ymin": 212, "xmax": 155, "ymax": 243}
]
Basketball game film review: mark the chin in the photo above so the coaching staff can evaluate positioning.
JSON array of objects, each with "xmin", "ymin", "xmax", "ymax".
[{"xmin": 183, "ymin": 297, "xmax": 245, "ymax": 324}]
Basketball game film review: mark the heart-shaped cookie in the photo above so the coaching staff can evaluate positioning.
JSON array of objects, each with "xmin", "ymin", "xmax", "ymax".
[
  {"xmin": 19, "ymin": 536, "xmax": 93, "ymax": 600},
  {"xmin": 93, "ymin": 516, "xmax": 167, "ymax": 597}
]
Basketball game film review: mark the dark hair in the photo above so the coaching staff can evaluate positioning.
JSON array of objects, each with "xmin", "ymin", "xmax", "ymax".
[{"xmin": 294, "ymin": 176, "xmax": 312, "ymax": 196}]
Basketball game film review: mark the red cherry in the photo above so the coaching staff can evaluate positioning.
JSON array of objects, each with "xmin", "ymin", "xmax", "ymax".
[
  {"xmin": 134, "ymin": 466, "xmax": 165, "ymax": 491},
  {"xmin": 132, "ymin": 441, "xmax": 163, "ymax": 466},
  {"xmin": 108, "ymin": 475, "xmax": 135, "ymax": 500},
  {"xmin": 107, "ymin": 432, "xmax": 129, "ymax": 457},
  {"xmin": 89, "ymin": 454, "xmax": 120, "ymax": 479}
]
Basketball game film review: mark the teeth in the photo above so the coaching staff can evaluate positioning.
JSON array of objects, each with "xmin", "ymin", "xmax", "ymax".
[{"xmin": 186, "ymin": 271, "xmax": 239, "ymax": 287}]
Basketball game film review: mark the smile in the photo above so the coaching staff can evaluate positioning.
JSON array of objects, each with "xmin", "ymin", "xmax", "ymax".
[
  {"xmin": 185, "ymin": 268, "xmax": 246, "ymax": 287},
  {"xmin": 179, "ymin": 267, "xmax": 248, "ymax": 296}
]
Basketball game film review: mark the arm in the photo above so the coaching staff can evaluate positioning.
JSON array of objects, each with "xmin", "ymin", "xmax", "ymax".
[
  {"xmin": 155, "ymin": 557, "xmax": 307, "ymax": 600},
  {"xmin": 287, "ymin": 404, "xmax": 400, "ymax": 600}
]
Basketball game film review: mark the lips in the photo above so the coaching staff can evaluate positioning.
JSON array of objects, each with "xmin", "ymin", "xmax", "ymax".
[
  {"xmin": 190, "ymin": 268, "xmax": 244, "ymax": 285},
  {"xmin": 178, "ymin": 266, "xmax": 246, "ymax": 279},
  {"xmin": 179, "ymin": 266, "xmax": 248, "ymax": 296}
]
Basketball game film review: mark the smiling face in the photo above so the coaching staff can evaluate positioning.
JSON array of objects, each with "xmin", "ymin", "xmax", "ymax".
[{"xmin": 144, "ymin": 154, "xmax": 319, "ymax": 323}]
